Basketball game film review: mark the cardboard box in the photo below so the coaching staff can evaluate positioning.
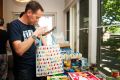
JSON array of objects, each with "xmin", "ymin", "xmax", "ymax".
[{"xmin": 47, "ymin": 75, "xmax": 69, "ymax": 80}]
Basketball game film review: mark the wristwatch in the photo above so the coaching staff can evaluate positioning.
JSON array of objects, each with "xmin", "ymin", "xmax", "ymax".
[{"xmin": 32, "ymin": 35, "xmax": 37, "ymax": 40}]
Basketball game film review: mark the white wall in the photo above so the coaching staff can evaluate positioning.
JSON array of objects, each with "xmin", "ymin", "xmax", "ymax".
[
  {"xmin": 64, "ymin": 0, "xmax": 75, "ymax": 10},
  {"xmin": 65, "ymin": 0, "xmax": 74, "ymax": 7},
  {"xmin": 3, "ymin": 0, "xmax": 65, "ymax": 32}
]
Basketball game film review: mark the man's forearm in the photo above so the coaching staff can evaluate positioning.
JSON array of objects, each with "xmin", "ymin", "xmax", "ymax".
[
  {"xmin": 12, "ymin": 27, "xmax": 46, "ymax": 56},
  {"xmin": 13, "ymin": 36, "xmax": 35, "ymax": 56}
]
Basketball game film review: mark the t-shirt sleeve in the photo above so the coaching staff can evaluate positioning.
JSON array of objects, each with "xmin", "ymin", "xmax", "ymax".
[{"xmin": 8, "ymin": 22, "xmax": 22, "ymax": 42}]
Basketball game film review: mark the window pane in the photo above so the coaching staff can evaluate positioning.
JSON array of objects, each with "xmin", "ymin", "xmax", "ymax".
[
  {"xmin": 100, "ymin": 0, "xmax": 120, "ymax": 26},
  {"xmin": 79, "ymin": 0, "xmax": 89, "ymax": 58},
  {"xmin": 97, "ymin": 0, "xmax": 120, "ymax": 75},
  {"xmin": 97, "ymin": 26, "xmax": 120, "ymax": 75},
  {"xmin": 67, "ymin": 30, "xmax": 69, "ymax": 41},
  {"xmin": 80, "ymin": 0, "xmax": 89, "ymax": 28},
  {"xmin": 66, "ymin": 11, "xmax": 70, "ymax": 41},
  {"xmin": 38, "ymin": 15, "xmax": 54, "ymax": 45},
  {"xmin": 79, "ymin": 29, "xmax": 88, "ymax": 58},
  {"xmin": 38, "ymin": 16, "xmax": 53, "ymax": 30}
]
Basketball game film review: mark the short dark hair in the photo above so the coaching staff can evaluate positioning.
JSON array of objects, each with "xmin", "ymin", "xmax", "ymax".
[
  {"xmin": 25, "ymin": 1, "xmax": 44, "ymax": 13},
  {"xmin": 0, "ymin": 17, "xmax": 4, "ymax": 26}
]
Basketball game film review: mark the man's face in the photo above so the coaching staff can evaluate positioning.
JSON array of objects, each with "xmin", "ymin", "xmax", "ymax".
[{"xmin": 27, "ymin": 9, "xmax": 43, "ymax": 25}]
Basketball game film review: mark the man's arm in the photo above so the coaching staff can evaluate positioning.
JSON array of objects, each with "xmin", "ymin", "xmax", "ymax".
[
  {"xmin": 12, "ymin": 27, "xmax": 45, "ymax": 56},
  {"xmin": 38, "ymin": 27, "xmax": 56, "ymax": 46},
  {"xmin": 12, "ymin": 36, "xmax": 35, "ymax": 56}
]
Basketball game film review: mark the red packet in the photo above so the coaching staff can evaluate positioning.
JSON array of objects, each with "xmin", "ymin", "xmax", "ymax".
[{"xmin": 68, "ymin": 72, "xmax": 100, "ymax": 80}]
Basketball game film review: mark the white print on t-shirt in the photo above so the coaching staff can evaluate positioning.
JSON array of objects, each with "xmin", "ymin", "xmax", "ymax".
[{"xmin": 23, "ymin": 30, "xmax": 33, "ymax": 40}]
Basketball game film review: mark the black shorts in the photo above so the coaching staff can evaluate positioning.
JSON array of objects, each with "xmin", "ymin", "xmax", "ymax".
[{"xmin": 14, "ymin": 68, "xmax": 46, "ymax": 80}]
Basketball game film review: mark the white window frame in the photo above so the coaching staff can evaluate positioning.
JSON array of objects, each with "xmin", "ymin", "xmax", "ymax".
[
  {"xmin": 64, "ymin": 0, "xmax": 80, "ymax": 51},
  {"xmin": 64, "ymin": 0, "xmax": 98, "ymax": 64}
]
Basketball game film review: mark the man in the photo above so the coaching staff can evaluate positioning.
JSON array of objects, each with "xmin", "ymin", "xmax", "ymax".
[{"xmin": 7, "ymin": 1, "xmax": 46, "ymax": 80}]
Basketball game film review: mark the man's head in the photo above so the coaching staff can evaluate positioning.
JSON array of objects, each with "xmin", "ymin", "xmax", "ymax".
[
  {"xmin": 24, "ymin": 1, "xmax": 44, "ymax": 25},
  {"xmin": 0, "ymin": 17, "xmax": 4, "ymax": 26}
]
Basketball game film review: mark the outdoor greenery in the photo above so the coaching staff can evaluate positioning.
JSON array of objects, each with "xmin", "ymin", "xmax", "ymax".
[
  {"xmin": 102, "ymin": 0, "xmax": 120, "ymax": 26},
  {"xmin": 99, "ymin": 0, "xmax": 120, "ymax": 75}
]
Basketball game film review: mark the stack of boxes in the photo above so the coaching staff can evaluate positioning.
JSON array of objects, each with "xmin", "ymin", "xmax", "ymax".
[{"xmin": 60, "ymin": 48, "xmax": 82, "ymax": 73}]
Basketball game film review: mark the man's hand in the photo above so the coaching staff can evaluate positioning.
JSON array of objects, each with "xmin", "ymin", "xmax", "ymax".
[{"xmin": 33, "ymin": 27, "xmax": 46, "ymax": 37}]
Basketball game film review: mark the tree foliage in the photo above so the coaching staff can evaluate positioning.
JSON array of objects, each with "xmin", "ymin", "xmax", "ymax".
[{"xmin": 101, "ymin": 0, "xmax": 120, "ymax": 25}]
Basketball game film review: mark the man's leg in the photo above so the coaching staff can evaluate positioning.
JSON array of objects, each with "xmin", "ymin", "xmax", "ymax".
[
  {"xmin": 14, "ymin": 68, "xmax": 35, "ymax": 80},
  {"xmin": 36, "ymin": 76, "xmax": 47, "ymax": 80}
]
